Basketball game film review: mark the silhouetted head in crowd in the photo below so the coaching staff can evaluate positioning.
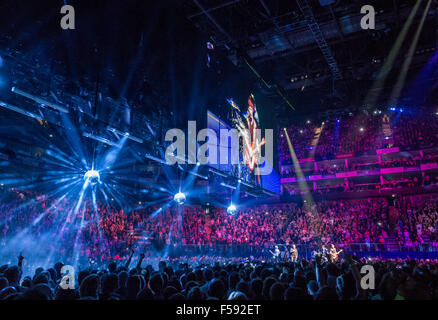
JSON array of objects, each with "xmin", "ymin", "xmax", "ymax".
[
  {"xmin": 262, "ymin": 276, "xmax": 276, "ymax": 298},
  {"xmin": 270, "ymin": 282, "xmax": 285, "ymax": 300},
  {"xmin": 4, "ymin": 266, "xmax": 20, "ymax": 286},
  {"xmin": 149, "ymin": 273, "xmax": 164, "ymax": 295},
  {"xmin": 250, "ymin": 278, "xmax": 263, "ymax": 299},
  {"xmin": 55, "ymin": 288, "xmax": 78, "ymax": 300},
  {"xmin": 315, "ymin": 286, "xmax": 339, "ymax": 300},
  {"xmin": 187, "ymin": 286, "xmax": 205, "ymax": 300},
  {"xmin": 228, "ymin": 291, "xmax": 248, "ymax": 300},
  {"xmin": 203, "ymin": 268, "xmax": 213, "ymax": 282},
  {"xmin": 208, "ymin": 278, "xmax": 225, "ymax": 299},
  {"xmin": 284, "ymin": 287, "xmax": 309, "ymax": 300},
  {"xmin": 108, "ymin": 262, "xmax": 117, "ymax": 274},
  {"xmin": 54, "ymin": 262, "xmax": 64, "ymax": 280},
  {"xmin": 228, "ymin": 271, "xmax": 240, "ymax": 291},
  {"xmin": 101, "ymin": 273, "xmax": 118, "ymax": 299},
  {"xmin": 126, "ymin": 275, "xmax": 142, "ymax": 300},
  {"xmin": 137, "ymin": 287, "xmax": 153, "ymax": 300},
  {"xmin": 79, "ymin": 274, "xmax": 99, "ymax": 299},
  {"xmin": 307, "ymin": 280, "xmax": 319, "ymax": 297}
]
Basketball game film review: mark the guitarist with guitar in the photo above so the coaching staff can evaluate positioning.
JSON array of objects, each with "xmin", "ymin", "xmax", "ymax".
[
  {"xmin": 329, "ymin": 244, "xmax": 343, "ymax": 262},
  {"xmin": 269, "ymin": 245, "xmax": 281, "ymax": 262}
]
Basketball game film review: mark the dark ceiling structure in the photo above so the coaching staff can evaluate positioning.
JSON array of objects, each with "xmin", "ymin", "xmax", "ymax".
[
  {"xmin": 0, "ymin": 0, "xmax": 437, "ymax": 128},
  {"xmin": 183, "ymin": 0, "xmax": 438, "ymax": 122}
]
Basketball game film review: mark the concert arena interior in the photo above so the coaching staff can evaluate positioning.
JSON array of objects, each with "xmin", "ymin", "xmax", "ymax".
[{"xmin": 1, "ymin": 0, "xmax": 438, "ymax": 304}]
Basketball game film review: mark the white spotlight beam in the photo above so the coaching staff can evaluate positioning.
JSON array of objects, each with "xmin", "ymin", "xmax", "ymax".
[
  {"xmin": 82, "ymin": 132, "xmax": 120, "ymax": 147},
  {"xmin": 0, "ymin": 100, "xmax": 44, "ymax": 121},
  {"xmin": 175, "ymin": 155, "xmax": 187, "ymax": 163},
  {"xmin": 11, "ymin": 87, "xmax": 69, "ymax": 113},
  {"xmin": 107, "ymin": 126, "xmax": 143, "ymax": 144}
]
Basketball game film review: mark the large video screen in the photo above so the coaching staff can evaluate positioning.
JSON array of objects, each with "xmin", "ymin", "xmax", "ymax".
[{"xmin": 207, "ymin": 95, "xmax": 281, "ymax": 194}]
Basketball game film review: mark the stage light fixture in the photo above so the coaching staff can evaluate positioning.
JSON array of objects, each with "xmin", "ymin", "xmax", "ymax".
[
  {"xmin": 84, "ymin": 170, "xmax": 100, "ymax": 186},
  {"xmin": 145, "ymin": 154, "xmax": 167, "ymax": 165},
  {"xmin": 82, "ymin": 132, "xmax": 119, "ymax": 147},
  {"xmin": 240, "ymin": 180, "xmax": 254, "ymax": 189},
  {"xmin": 107, "ymin": 126, "xmax": 143, "ymax": 144},
  {"xmin": 220, "ymin": 182, "xmax": 237, "ymax": 190},
  {"xmin": 174, "ymin": 192, "xmax": 186, "ymax": 205},
  {"xmin": 262, "ymin": 189, "xmax": 278, "ymax": 197},
  {"xmin": 0, "ymin": 101, "xmax": 44, "ymax": 121},
  {"xmin": 188, "ymin": 171, "xmax": 208, "ymax": 180},
  {"xmin": 11, "ymin": 87, "xmax": 69, "ymax": 113},
  {"xmin": 208, "ymin": 168, "xmax": 229, "ymax": 178},
  {"xmin": 245, "ymin": 191, "xmax": 258, "ymax": 198},
  {"xmin": 227, "ymin": 204, "xmax": 237, "ymax": 215}
]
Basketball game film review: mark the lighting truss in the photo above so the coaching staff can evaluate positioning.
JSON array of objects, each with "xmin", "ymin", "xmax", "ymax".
[
  {"xmin": 107, "ymin": 126, "xmax": 143, "ymax": 144},
  {"xmin": 0, "ymin": 100, "xmax": 44, "ymax": 121},
  {"xmin": 82, "ymin": 132, "xmax": 120, "ymax": 147},
  {"xmin": 11, "ymin": 87, "xmax": 69, "ymax": 113}
]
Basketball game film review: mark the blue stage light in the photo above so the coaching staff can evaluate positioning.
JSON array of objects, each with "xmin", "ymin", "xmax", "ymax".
[
  {"xmin": 174, "ymin": 192, "xmax": 186, "ymax": 205},
  {"xmin": 84, "ymin": 170, "xmax": 100, "ymax": 186},
  {"xmin": 227, "ymin": 204, "xmax": 237, "ymax": 215}
]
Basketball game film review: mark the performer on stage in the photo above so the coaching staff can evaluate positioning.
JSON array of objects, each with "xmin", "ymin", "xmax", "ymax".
[
  {"xmin": 321, "ymin": 244, "xmax": 329, "ymax": 263},
  {"xmin": 329, "ymin": 244, "xmax": 343, "ymax": 262},
  {"xmin": 269, "ymin": 245, "xmax": 281, "ymax": 262},
  {"xmin": 290, "ymin": 244, "xmax": 298, "ymax": 262}
]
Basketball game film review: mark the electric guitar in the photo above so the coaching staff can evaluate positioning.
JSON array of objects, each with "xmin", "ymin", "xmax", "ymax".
[
  {"xmin": 330, "ymin": 249, "xmax": 343, "ymax": 261},
  {"xmin": 269, "ymin": 250, "xmax": 280, "ymax": 258}
]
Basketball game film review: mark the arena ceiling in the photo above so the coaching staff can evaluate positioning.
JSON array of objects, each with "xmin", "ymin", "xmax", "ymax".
[
  {"xmin": 0, "ymin": 0, "xmax": 437, "ymax": 125},
  {"xmin": 182, "ymin": 0, "xmax": 438, "ymax": 120}
]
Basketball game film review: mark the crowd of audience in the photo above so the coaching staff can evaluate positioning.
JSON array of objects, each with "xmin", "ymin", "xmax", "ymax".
[
  {"xmin": 283, "ymin": 173, "xmax": 438, "ymax": 196},
  {"xmin": 282, "ymin": 198, "xmax": 390, "ymax": 247},
  {"xmin": 394, "ymin": 194, "xmax": 438, "ymax": 248},
  {"xmin": 1, "ymin": 252, "xmax": 438, "ymax": 300},
  {"xmin": 1, "ymin": 189, "xmax": 438, "ymax": 266},
  {"xmin": 280, "ymin": 153, "xmax": 437, "ymax": 179},
  {"xmin": 278, "ymin": 111, "xmax": 438, "ymax": 165},
  {"xmin": 1, "ymin": 186, "xmax": 438, "ymax": 300}
]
